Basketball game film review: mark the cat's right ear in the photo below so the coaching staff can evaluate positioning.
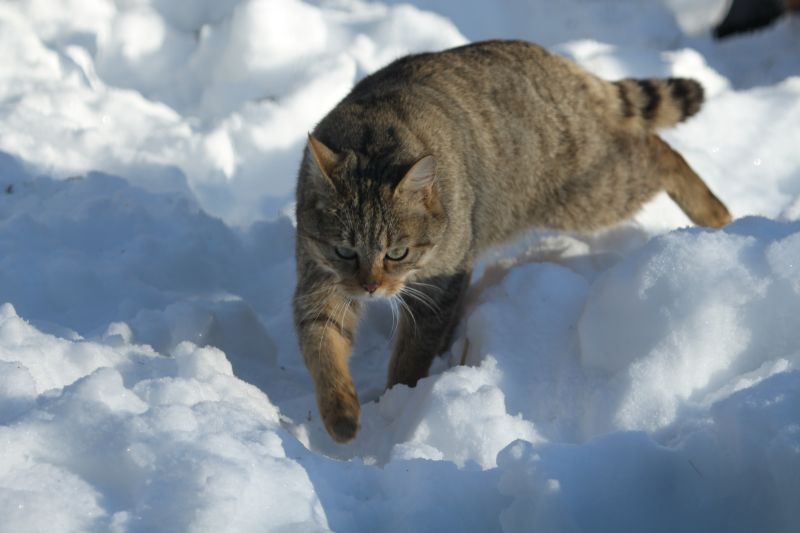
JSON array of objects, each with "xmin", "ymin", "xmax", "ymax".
[
  {"xmin": 306, "ymin": 134, "xmax": 340, "ymax": 188},
  {"xmin": 395, "ymin": 155, "xmax": 436, "ymax": 197}
]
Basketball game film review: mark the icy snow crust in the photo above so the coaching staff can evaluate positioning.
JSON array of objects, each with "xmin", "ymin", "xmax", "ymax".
[{"xmin": 1, "ymin": 0, "xmax": 800, "ymax": 531}]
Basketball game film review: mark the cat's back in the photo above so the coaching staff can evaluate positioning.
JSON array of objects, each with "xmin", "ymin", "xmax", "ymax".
[
  {"xmin": 347, "ymin": 40, "xmax": 575, "ymax": 100},
  {"xmin": 340, "ymin": 40, "xmax": 594, "ymax": 114},
  {"xmin": 315, "ymin": 40, "xmax": 611, "ymax": 177}
]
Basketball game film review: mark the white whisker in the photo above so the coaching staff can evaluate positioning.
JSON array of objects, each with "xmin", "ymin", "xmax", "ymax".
[
  {"xmin": 337, "ymin": 297, "xmax": 352, "ymax": 339},
  {"xmin": 396, "ymin": 295, "xmax": 418, "ymax": 335},
  {"xmin": 408, "ymin": 281, "xmax": 444, "ymax": 293},
  {"xmin": 389, "ymin": 296, "xmax": 399, "ymax": 341},
  {"xmin": 400, "ymin": 286, "xmax": 441, "ymax": 316}
]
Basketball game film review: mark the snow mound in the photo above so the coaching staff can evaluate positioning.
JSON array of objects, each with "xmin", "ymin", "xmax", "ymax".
[
  {"xmin": 0, "ymin": 305, "xmax": 323, "ymax": 532},
  {"xmin": 462, "ymin": 219, "xmax": 800, "ymax": 442},
  {"xmin": 580, "ymin": 220, "xmax": 800, "ymax": 434},
  {"xmin": 498, "ymin": 370, "xmax": 800, "ymax": 533},
  {"xmin": 1, "ymin": 0, "xmax": 466, "ymax": 226}
]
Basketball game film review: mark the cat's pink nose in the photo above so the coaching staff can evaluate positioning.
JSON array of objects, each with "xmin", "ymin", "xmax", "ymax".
[{"xmin": 362, "ymin": 282, "xmax": 379, "ymax": 294}]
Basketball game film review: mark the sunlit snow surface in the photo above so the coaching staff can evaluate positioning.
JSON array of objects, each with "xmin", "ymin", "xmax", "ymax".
[{"xmin": 1, "ymin": 1, "xmax": 800, "ymax": 531}]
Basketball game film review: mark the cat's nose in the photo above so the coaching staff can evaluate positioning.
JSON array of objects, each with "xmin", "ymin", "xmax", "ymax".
[{"xmin": 362, "ymin": 282, "xmax": 379, "ymax": 294}]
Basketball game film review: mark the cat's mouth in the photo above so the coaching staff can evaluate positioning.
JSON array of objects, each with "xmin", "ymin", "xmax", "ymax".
[
  {"xmin": 341, "ymin": 279, "xmax": 404, "ymax": 299},
  {"xmin": 356, "ymin": 286, "xmax": 400, "ymax": 300}
]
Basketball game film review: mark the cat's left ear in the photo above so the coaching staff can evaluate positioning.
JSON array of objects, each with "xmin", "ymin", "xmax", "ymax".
[{"xmin": 395, "ymin": 155, "xmax": 436, "ymax": 196}]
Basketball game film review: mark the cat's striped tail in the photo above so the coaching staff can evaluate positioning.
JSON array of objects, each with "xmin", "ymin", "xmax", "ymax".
[{"xmin": 612, "ymin": 77, "xmax": 704, "ymax": 130}]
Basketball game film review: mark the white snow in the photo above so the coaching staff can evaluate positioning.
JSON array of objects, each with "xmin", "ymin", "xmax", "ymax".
[{"xmin": 1, "ymin": 0, "xmax": 799, "ymax": 531}]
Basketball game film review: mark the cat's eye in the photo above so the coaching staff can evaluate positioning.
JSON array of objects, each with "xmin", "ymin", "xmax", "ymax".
[
  {"xmin": 385, "ymin": 247, "xmax": 409, "ymax": 261},
  {"xmin": 334, "ymin": 246, "xmax": 357, "ymax": 260}
]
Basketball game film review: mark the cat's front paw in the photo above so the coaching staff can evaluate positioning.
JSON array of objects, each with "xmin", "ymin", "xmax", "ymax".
[
  {"xmin": 702, "ymin": 193, "xmax": 732, "ymax": 228},
  {"xmin": 320, "ymin": 387, "xmax": 361, "ymax": 443}
]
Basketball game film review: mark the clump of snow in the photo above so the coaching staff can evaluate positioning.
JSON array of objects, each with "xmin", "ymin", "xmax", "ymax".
[
  {"xmin": 367, "ymin": 357, "xmax": 540, "ymax": 469},
  {"xmin": 1, "ymin": 0, "xmax": 800, "ymax": 531}
]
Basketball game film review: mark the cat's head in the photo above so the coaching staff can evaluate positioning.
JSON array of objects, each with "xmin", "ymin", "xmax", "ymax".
[{"xmin": 297, "ymin": 135, "xmax": 447, "ymax": 299}]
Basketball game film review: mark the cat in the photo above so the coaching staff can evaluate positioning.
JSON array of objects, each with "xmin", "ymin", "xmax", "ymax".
[{"xmin": 293, "ymin": 40, "xmax": 731, "ymax": 443}]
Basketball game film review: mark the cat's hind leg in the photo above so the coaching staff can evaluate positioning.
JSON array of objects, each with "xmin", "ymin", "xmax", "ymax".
[{"xmin": 651, "ymin": 135, "xmax": 732, "ymax": 228}]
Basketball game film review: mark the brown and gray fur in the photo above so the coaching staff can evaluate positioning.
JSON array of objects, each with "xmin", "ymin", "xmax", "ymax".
[{"xmin": 293, "ymin": 40, "xmax": 730, "ymax": 443}]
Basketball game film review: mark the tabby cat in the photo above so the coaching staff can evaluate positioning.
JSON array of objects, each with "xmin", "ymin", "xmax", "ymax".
[{"xmin": 293, "ymin": 40, "xmax": 730, "ymax": 443}]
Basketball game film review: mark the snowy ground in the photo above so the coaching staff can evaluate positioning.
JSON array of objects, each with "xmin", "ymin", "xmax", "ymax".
[{"xmin": 1, "ymin": 0, "xmax": 799, "ymax": 531}]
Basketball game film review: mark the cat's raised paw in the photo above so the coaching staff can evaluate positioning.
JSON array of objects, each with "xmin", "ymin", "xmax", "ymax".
[
  {"xmin": 696, "ymin": 191, "xmax": 732, "ymax": 228},
  {"xmin": 321, "ymin": 389, "xmax": 361, "ymax": 443},
  {"xmin": 329, "ymin": 415, "xmax": 359, "ymax": 443}
]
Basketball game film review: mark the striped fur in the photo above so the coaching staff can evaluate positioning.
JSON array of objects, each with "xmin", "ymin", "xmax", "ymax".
[{"xmin": 613, "ymin": 77, "xmax": 705, "ymax": 130}]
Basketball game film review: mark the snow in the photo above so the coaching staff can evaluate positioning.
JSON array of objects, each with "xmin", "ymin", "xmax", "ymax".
[{"xmin": 1, "ymin": 0, "xmax": 799, "ymax": 531}]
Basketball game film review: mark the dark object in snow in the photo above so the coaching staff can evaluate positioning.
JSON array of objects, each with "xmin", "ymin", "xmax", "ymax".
[
  {"xmin": 5, "ymin": 184, "xmax": 13, "ymax": 194},
  {"xmin": 714, "ymin": 0, "xmax": 793, "ymax": 39}
]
